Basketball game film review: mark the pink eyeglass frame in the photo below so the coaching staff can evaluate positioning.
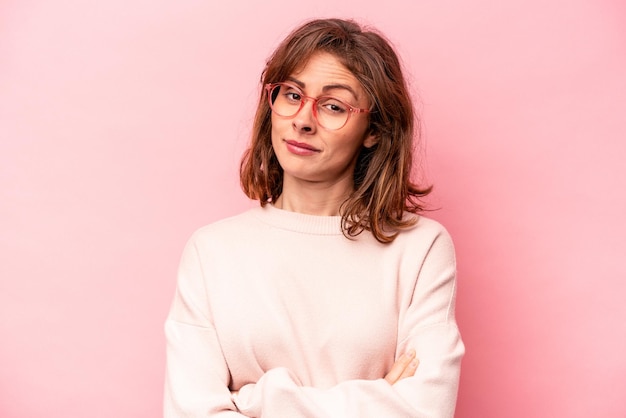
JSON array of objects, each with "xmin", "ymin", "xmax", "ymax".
[{"xmin": 265, "ymin": 82, "xmax": 372, "ymax": 130}]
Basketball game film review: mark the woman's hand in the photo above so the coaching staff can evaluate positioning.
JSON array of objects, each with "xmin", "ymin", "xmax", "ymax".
[{"xmin": 384, "ymin": 349, "xmax": 419, "ymax": 385}]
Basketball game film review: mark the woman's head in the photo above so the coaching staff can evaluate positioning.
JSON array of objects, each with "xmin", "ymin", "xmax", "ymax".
[{"xmin": 240, "ymin": 18, "xmax": 431, "ymax": 242}]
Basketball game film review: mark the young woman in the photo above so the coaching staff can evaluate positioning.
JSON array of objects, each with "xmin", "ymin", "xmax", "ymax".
[{"xmin": 164, "ymin": 18, "xmax": 464, "ymax": 417}]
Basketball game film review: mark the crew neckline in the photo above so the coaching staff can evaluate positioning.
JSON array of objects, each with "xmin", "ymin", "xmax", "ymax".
[{"xmin": 251, "ymin": 204, "xmax": 344, "ymax": 235}]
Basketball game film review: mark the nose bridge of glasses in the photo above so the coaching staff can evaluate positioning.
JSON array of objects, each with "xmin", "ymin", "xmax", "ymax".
[{"xmin": 297, "ymin": 94, "xmax": 319, "ymax": 118}]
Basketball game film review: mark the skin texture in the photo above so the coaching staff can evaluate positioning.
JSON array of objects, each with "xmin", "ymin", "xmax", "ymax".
[
  {"xmin": 269, "ymin": 51, "xmax": 418, "ymax": 384},
  {"xmin": 271, "ymin": 51, "xmax": 378, "ymax": 216}
]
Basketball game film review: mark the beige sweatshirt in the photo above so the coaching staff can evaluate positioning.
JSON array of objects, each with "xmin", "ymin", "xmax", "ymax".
[{"xmin": 164, "ymin": 205, "xmax": 464, "ymax": 417}]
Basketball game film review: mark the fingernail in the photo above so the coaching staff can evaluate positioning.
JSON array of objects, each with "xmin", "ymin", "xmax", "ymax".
[{"xmin": 407, "ymin": 349, "xmax": 416, "ymax": 358}]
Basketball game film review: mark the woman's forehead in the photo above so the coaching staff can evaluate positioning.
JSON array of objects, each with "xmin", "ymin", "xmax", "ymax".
[{"xmin": 287, "ymin": 52, "xmax": 365, "ymax": 101}]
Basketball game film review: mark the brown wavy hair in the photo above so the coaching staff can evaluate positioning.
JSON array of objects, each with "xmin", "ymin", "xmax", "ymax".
[{"xmin": 240, "ymin": 18, "xmax": 431, "ymax": 243}]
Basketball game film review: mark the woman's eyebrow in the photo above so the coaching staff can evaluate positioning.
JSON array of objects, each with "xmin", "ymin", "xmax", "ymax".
[
  {"xmin": 322, "ymin": 84, "xmax": 359, "ymax": 101},
  {"xmin": 285, "ymin": 77, "xmax": 359, "ymax": 101},
  {"xmin": 286, "ymin": 77, "xmax": 305, "ymax": 88}
]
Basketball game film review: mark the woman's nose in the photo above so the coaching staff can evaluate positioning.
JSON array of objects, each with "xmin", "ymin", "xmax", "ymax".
[{"xmin": 292, "ymin": 98, "xmax": 317, "ymax": 133}]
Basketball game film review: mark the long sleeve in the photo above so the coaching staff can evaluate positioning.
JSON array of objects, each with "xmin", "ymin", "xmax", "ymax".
[
  {"xmin": 394, "ymin": 228, "xmax": 464, "ymax": 417},
  {"xmin": 164, "ymin": 237, "xmax": 245, "ymax": 417},
  {"xmin": 231, "ymin": 226, "xmax": 464, "ymax": 418}
]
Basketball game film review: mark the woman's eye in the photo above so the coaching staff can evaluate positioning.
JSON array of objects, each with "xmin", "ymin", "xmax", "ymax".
[
  {"xmin": 285, "ymin": 92, "xmax": 302, "ymax": 102},
  {"xmin": 321, "ymin": 100, "xmax": 347, "ymax": 114}
]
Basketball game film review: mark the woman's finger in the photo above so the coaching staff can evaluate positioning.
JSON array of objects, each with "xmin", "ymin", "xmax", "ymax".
[
  {"xmin": 397, "ymin": 357, "xmax": 419, "ymax": 381},
  {"xmin": 384, "ymin": 349, "xmax": 417, "ymax": 384}
]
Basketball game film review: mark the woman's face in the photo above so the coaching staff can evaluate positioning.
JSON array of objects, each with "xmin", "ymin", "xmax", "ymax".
[{"xmin": 270, "ymin": 52, "xmax": 377, "ymax": 189}]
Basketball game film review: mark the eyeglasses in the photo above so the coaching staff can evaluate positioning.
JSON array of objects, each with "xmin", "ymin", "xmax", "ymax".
[{"xmin": 265, "ymin": 82, "xmax": 372, "ymax": 130}]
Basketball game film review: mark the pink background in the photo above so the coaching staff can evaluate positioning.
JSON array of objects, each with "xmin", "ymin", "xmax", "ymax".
[{"xmin": 1, "ymin": 0, "xmax": 625, "ymax": 417}]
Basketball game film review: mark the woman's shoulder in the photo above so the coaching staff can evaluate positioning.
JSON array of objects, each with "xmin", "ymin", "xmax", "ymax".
[
  {"xmin": 190, "ymin": 207, "xmax": 261, "ymax": 239},
  {"xmin": 393, "ymin": 213, "xmax": 455, "ymax": 251},
  {"xmin": 175, "ymin": 208, "xmax": 271, "ymax": 260},
  {"xmin": 400, "ymin": 213, "xmax": 451, "ymax": 237}
]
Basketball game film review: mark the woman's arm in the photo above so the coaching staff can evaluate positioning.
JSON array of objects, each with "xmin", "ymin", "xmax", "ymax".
[
  {"xmin": 164, "ymin": 238, "xmax": 246, "ymax": 417},
  {"xmin": 232, "ymin": 325, "xmax": 462, "ymax": 418}
]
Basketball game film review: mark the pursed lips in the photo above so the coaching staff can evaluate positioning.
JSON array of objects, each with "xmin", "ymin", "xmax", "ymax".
[{"xmin": 284, "ymin": 139, "xmax": 321, "ymax": 153}]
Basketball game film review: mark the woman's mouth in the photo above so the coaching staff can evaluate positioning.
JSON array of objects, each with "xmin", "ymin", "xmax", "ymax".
[{"xmin": 284, "ymin": 140, "xmax": 321, "ymax": 156}]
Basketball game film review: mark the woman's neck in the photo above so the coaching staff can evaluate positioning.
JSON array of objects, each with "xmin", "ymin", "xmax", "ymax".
[{"xmin": 274, "ymin": 175, "xmax": 354, "ymax": 216}]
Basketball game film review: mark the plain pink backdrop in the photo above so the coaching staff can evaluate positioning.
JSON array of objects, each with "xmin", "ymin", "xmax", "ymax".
[{"xmin": 1, "ymin": 0, "xmax": 625, "ymax": 417}]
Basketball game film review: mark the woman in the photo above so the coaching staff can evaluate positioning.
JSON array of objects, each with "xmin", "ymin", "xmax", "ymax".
[{"xmin": 164, "ymin": 18, "xmax": 464, "ymax": 417}]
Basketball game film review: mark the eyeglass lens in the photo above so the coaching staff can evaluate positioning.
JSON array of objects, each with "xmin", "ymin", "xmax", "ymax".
[{"xmin": 268, "ymin": 84, "xmax": 351, "ymax": 130}]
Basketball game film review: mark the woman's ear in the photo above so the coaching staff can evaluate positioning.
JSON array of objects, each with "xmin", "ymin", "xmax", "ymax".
[{"xmin": 363, "ymin": 131, "xmax": 379, "ymax": 149}]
